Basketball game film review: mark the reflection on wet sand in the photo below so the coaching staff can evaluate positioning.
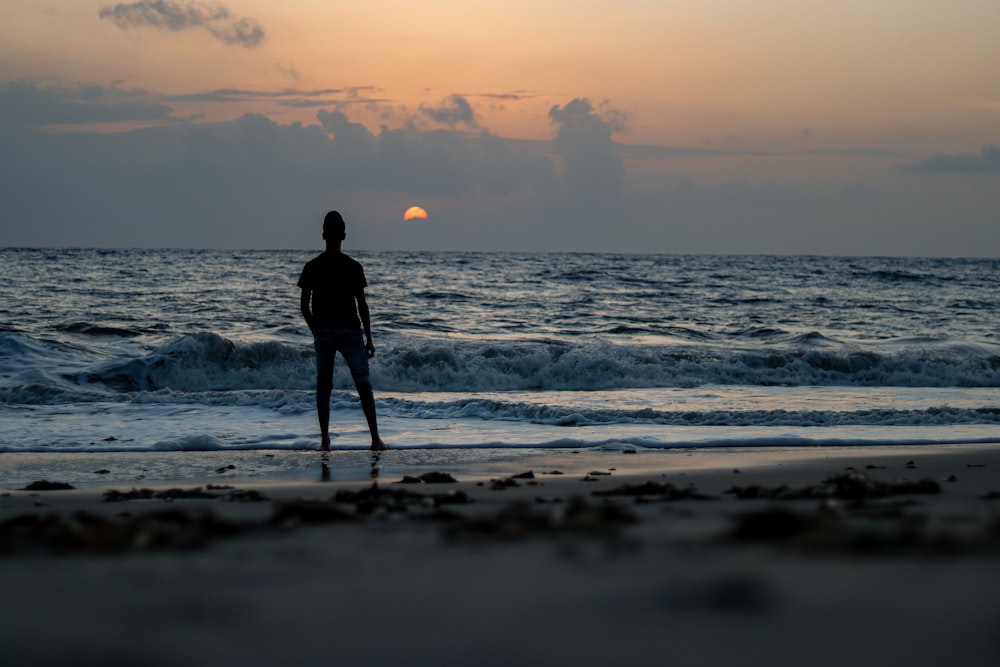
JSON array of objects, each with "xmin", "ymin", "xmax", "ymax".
[
  {"xmin": 319, "ymin": 450, "xmax": 382, "ymax": 485},
  {"xmin": 370, "ymin": 451, "xmax": 382, "ymax": 487}
]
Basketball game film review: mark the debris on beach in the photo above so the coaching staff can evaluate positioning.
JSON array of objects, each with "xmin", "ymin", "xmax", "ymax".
[
  {"xmin": 446, "ymin": 497, "xmax": 636, "ymax": 540},
  {"xmin": 270, "ymin": 500, "xmax": 356, "ymax": 525},
  {"xmin": 395, "ymin": 472, "xmax": 458, "ymax": 484},
  {"xmin": 490, "ymin": 476, "xmax": 521, "ymax": 490},
  {"xmin": 420, "ymin": 472, "xmax": 458, "ymax": 483},
  {"xmin": 103, "ymin": 487, "xmax": 268, "ymax": 503},
  {"xmin": 0, "ymin": 509, "xmax": 246, "ymax": 554},
  {"xmin": 19, "ymin": 481, "xmax": 75, "ymax": 491},
  {"xmin": 730, "ymin": 505, "xmax": 1000, "ymax": 554},
  {"xmin": 335, "ymin": 486, "xmax": 470, "ymax": 510},
  {"xmin": 725, "ymin": 471, "xmax": 996, "ymax": 554},
  {"xmin": 592, "ymin": 481, "xmax": 718, "ymax": 503},
  {"xmin": 726, "ymin": 470, "xmax": 940, "ymax": 502},
  {"xmin": 272, "ymin": 486, "xmax": 473, "ymax": 526}
]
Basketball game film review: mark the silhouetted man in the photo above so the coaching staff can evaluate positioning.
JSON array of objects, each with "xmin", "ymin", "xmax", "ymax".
[{"xmin": 299, "ymin": 210, "xmax": 386, "ymax": 451}]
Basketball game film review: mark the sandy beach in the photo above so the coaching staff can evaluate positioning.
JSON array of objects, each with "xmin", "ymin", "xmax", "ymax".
[{"xmin": 3, "ymin": 444, "xmax": 1000, "ymax": 667}]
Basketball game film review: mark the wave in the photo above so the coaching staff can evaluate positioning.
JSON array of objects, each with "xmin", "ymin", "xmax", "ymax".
[
  {"xmin": 381, "ymin": 396, "xmax": 1000, "ymax": 427},
  {"xmin": 371, "ymin": 338, "xmax": 1000, "ymax": 391},
  {"xmin": 74, "ymin": 333, "xmax": 316, "ymax": 393},
  {"xmin": 4, "ymin": 331, "xmax": 1000, "ymax": 405}
]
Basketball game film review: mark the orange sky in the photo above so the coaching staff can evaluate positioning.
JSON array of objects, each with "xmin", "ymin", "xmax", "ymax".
[{"xmin": 3, "ymin": 1, "xmax": 998, "ymax": 147}]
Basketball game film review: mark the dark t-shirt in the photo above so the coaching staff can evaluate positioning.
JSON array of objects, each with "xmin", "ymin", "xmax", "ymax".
[{"xmin": 297, "ymin": 251, "xmax": 368, "ymax": 330}]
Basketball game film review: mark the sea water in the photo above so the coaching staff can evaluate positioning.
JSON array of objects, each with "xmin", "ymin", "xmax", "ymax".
[{"xmin": 1, "ymin": 249, "xmax": 998, "ymax": 479}]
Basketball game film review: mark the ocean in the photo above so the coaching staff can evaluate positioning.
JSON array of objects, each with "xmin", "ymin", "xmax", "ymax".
[{"xmin": 2, "ymin": 248, "xmax": 999, "ymax": 482}]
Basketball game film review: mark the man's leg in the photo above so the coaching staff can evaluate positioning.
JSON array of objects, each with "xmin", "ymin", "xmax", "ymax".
[
  {"xmin": 357, "ymin": 381, "xmax": 386, "ymax": 450},
  {"xmin": 341, "ymin": 331, "xmax": 386, "ymax": 450},
  {"xmin": 313, "ymin": 332, "xmax": 335, "ymax": 451}
]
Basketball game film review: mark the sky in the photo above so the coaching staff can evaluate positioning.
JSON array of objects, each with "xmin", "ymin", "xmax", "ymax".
[{"xmin": 1, "ymin": 0, "xmax": 999, "ymax": 255}]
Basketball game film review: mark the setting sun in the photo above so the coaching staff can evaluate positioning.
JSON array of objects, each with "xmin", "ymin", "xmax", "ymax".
[{"xmin": 404, "ymin": 206, "xmax": 428, "ymax": 221}]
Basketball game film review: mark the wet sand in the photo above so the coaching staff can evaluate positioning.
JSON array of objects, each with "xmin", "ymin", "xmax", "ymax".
[{"xmin": 3, "ymin": 444, "xmax": 1000, "ymax": 666}]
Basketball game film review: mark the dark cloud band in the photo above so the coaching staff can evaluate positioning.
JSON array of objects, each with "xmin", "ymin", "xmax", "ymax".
[{"xmin": 906, "ymin": 145, "xmax": 1000, "ymax": 173}]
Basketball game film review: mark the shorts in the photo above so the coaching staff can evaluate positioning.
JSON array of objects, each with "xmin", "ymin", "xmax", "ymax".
[{"xmin": 313, "ymin": 328, "xmax": 371, "ymax": 395}]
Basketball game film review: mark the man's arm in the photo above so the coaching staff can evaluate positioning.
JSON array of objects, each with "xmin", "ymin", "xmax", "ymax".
[
  {"xmin": 300, "ymin": 288, "xmax": 315, "ymax": 332},
  {"xmin": 356, "ymin": 288, "xmax": 375, "ymax": 358}
]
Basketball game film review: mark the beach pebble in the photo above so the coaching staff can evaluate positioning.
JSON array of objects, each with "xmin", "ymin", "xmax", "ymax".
[
  {"xmin": 419, "ymin": 472, "xmax": 458, "ymax": 484},
  {"xmin": 20, "ymin": 481, "xmax": 75, "ymax": 491},
  {"xmin": 397, "ymin": 475, "xmax": 423, "ymax": 484}
]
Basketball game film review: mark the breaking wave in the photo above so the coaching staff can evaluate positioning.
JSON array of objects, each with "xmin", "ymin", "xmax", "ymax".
[{"xmin": 4, "ymin": 331, "xmax": 1000, "ymax": 407}]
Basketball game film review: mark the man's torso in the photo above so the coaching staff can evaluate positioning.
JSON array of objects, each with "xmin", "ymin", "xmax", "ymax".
[{"xmin": 298, "ymin": 251, "xmax": 367, "ymax": 330}]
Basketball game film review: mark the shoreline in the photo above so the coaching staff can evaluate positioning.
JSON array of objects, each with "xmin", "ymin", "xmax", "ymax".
[
  {"xmin": 2, "ymin": 441, "xmax": 997, "ymax": 490},
  {"xmin": 3, "ymin": 443, "xmax": 1000, "ymax": 666}
]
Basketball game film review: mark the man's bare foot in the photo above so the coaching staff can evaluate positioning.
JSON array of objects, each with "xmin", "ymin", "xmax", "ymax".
[
  {"xmin": 320, "ymin": 439, "xmax": 331, "ymax": 452},
  {"xmin": 370, "ymin": 438, "xmax": 388, "ymax": 451}
]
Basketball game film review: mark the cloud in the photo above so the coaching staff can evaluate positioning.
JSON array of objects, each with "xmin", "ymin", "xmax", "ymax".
[
  {"xmin": 315, "ymin": 108, "xmax": 552, "ymax": 197},
  {"xmin": 0, "ymin": 80, "xmax": 175, "ymax": 129},
  {"xmin": 466, "ymin": 91, "xmax": 539, "ymax": 102},
  {"xmin": 905, "ymin": 144, "xmax": 1000, "ymax": 173},
  {"xmin": 275, "ymin": 63, "xmax": 300, "ymax": 81},
  {"xmin": 617, "ymin": 144, "xmax": 900, "ymax": 160},
  {"xmin": 548, "ymin": 98, "xmax": 626, "ymax": 207},
  {"xmin": 419, "ymin": 95, "xmax": 478, "ymax": 128},
  {"xmin": 163, "ymin": 86, "xmax": 390, "ymax": 110},
  {"xmin": 98, "ymin": 0, "xmax": 265, "ymax": 48}
]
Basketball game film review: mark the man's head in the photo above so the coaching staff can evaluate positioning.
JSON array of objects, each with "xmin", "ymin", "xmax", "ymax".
[{"xmin": 322, "ymin": 210, "xmax": 346, "ymax": 241}]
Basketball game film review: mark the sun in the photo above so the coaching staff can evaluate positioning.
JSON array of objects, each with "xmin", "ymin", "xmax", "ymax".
[{"xmin": 403, "ymin": 206, "xmax": 428, "ymax": 221}]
